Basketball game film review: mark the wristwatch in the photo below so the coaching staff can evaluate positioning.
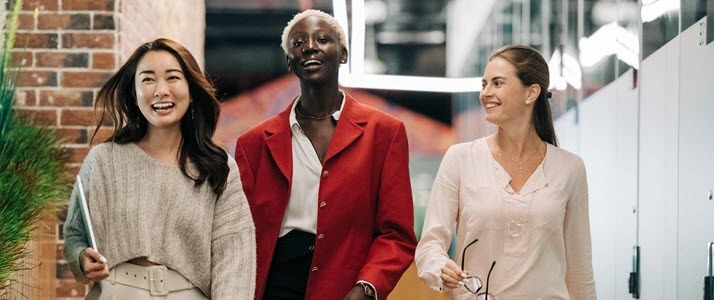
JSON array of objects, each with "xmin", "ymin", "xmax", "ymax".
[{"xmin": 357, "ymin": 282, "xmax": 376, "ymax": 298}]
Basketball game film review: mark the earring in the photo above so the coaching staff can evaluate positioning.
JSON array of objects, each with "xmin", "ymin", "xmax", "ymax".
[{"xmin": 191, "ymin": 104, "xmax": 195, "ymax": 120}]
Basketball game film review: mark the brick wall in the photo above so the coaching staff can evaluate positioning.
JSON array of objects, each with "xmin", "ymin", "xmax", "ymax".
[{"xmin": 9, "ymin": 0, "xmax": 205, "ymax": 299}]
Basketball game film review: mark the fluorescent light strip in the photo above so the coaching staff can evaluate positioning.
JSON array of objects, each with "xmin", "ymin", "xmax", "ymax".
[
  {"xmin": 332, "ymin": 0, "xmax": 484, "ymax": 93},
  {"xmin": 562, "ymin": 53, "xmax": 583, "ymax": 90},
  {"xmin": 641, "ymin": 0, "xmax": 679, "ymax": 23},
  {"xmin": 351, "ymin": 0, "xmax": 366, "ymax": 75},
  {"xmin": 339, "ymin": 73, "xmax": 483, "ymax": 93},
  {"xmin": 548, "ymin": 49, "xmax": 562, "ymax": 90},
  {"xmin": 333, "ymin": 0, "xmax": 350, "ymax": 74},
  {"xmin": 548, "ymin": 49, "xmax": 582, "ymax": 91},
  {"xmin": 579, "ymin": 22, "xmax": 639, "ymax": 69}
]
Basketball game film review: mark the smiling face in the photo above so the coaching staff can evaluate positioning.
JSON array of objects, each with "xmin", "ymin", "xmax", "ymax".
[
  {"xmin": 480, "ymin": 57, "xmax": 540, "ymax": 126},
  {"xmin": 286, "ymin": 15, "xmax": 347, "ymax": 83},
  {"xmin": 135, "ymin": 50, "xmax": 191, "ymax": 131}
]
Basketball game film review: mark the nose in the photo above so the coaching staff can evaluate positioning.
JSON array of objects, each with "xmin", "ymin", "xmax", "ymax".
[
  {"xmin": 302, "ymin": 38, "xmax": 318, "ymax": 54},
  {"xmin": 481, "ymin": 83, "xmax": 493, "ymax": 97},
  {"xmin": 153, "ymin": 80, "xmax": 169, "ymax": 99}
]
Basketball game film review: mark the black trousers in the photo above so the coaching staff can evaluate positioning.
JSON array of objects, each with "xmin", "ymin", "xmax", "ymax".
[{"xmin": 264, "ymin": 230, "xmax": 316, "ymax": 300}]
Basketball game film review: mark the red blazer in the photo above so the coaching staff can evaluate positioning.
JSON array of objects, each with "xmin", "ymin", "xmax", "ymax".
[{"xmin": 235, "ymin": 93, "xmax": 417, "ymax": 299}]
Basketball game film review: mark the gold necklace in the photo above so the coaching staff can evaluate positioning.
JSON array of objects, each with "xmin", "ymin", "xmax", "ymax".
[
  {"xmin": 295, "ymin": 101, "xmax": 337, "ymax": 120},
  {"xmin": 497, "ymin": 142, "xmax": 543, "ymax": 173}
]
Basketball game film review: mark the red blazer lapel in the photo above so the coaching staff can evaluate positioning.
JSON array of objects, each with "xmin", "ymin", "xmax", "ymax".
[
  {"xmin": 263, "ymin": 100, "xmax": 294, "ymax": 183},
  {"xmin": 324, "ymin": 93, "xmax": 367, "ymax": 163}
]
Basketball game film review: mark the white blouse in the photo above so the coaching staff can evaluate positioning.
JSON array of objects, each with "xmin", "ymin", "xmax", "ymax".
[
  {"xmin": 279, "ymin": 94, "xmax": 345, "ymax": 237},
  {"xmin": 415, "ymin": 137, "xmax": 596, "ymax": 300}
]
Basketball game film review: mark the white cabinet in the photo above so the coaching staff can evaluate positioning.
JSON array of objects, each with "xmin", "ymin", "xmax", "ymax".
[
  {"xmin": 638, "ymin": 36, "xmax": 680, "ymax": 300},
  {"xmin": 575, "ymin": 70, "xmax": 639, "ymax": 300},
  {"xmin": 677, "ymin": 18, "xmax": 714, "ymax": 300}
]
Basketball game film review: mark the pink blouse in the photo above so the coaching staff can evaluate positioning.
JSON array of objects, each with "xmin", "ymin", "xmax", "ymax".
[{"xmin": 415, "ymin": 138, "xmax": 596, "ymax": 299}]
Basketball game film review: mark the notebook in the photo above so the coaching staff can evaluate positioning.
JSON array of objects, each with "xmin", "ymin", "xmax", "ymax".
[{"xmin": 76, "ymin": 174, "xmax": 98, "ymax": 251}]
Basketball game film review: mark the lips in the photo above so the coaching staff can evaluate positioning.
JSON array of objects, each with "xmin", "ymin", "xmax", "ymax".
[
  {"xmin": 301, "ymin": 59, "xmax": 322, "ymax": 66},
  {"xmin": 484, "ymin": 102, "xmax": 501, "ymax": 109},
  {"xmin": 151, "ymin": 102, "xmax": 175, "ymax": 112},
  {"xmin": 300, "ymin": 59, "xmax": 323, "ymax": 71}
]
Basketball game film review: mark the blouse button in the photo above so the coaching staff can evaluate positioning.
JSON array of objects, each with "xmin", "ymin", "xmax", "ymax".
[
  {"xmin": 322, "ymin": 170, "xmax": 329, "ymax": 178},
  {"xmin": 317, "ymin": 234, "xmax": 325, "ymax": 239},
  {"xmin": 311, "ymin": 266, "xmax": 319, "ymax": 272},
  {"xmin": 319, "ymin": 201, "xmax": 327, "ymax": 208}
]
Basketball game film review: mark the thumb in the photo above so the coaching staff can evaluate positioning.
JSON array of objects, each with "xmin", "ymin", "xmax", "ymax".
[{"xmin": 84, "ymin": 247, "xmax": 108, "ymax": 263}]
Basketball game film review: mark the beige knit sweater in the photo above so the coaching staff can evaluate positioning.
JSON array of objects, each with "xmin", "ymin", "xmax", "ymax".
[{"xmin": 62, "ymin": 142, "xmax": 256, "ymax": 299}]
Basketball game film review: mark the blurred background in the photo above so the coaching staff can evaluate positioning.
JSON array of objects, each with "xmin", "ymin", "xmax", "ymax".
[{"xmin": 6, "ymin": 0, "xmax": 713, "ymax": 299}]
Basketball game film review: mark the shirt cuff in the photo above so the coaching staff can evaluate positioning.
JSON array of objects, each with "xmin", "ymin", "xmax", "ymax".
[{"xmin": 356, "ymin": 280, "xmax": 378, "ymax": 300}]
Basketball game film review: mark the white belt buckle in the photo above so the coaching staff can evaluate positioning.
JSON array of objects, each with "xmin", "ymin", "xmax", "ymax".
[{"xmin": 149, "ymin": 265, "xmax": 169, "ymax": 296}]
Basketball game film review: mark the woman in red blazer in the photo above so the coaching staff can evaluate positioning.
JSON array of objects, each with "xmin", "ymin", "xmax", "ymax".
[{"xmin": 234, "ymin": 9, "xmax": 416, "ymax": 300}]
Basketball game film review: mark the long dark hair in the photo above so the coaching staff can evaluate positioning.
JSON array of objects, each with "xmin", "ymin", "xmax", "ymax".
[
  {"xmin": 489, "ymin": 45, "xmax": 558, "ymax": 147},
  {"xmin": 92, "ymin": 38, "xmax": 229, "ymax": 196}
]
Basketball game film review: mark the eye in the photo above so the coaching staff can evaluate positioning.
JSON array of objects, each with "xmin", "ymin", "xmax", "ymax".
[
  {"xmin": 141, "ymin": 77, "xmax": 154, "ymax": 82},
  {"xmin": 168, "ymin": 75, "xmax": 181, "ymax": 81},
  {"xmin": 494, "ymin": 81, "xmax": 503, "ymax": 87},
  {"xmin": 481, "ymin": 83, "xmax": 487, "ymax": 89},
  {"xmin": 318, "ymin": 37, "xmax": 328, "ymax": 43},
  {"xmin": 291, "ymin": 40, "xmax": 303, "ymax": 47}
]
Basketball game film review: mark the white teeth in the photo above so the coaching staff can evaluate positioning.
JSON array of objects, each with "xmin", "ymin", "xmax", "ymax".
[
  {"xmin": 303, "ymin": 59, "xmax": 321, "ymax": 66},
  {"xmin": 151, "ymin": 102, "xmax": 175, "ymax": 110},
  {"xmin": 485, "ymin": 103, "xmax": 500, "ymax": 109}
]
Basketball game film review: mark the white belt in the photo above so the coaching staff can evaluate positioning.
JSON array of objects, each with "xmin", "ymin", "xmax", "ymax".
[{"xmin": 109, "ymin": 263, "xmax": 195, "ymax": 296}]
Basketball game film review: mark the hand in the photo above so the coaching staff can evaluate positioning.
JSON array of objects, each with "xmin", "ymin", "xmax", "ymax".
[
  {"xmin": 343, "ymin": 286, "xmax": 371, "ymax": 300},
  {"xmin": 80, "ymin": 247, "xmax": 109, "ymax": 282},
  {"xmin": 440, "ymin": 260, "xmax": 467, "ymax": 291}
]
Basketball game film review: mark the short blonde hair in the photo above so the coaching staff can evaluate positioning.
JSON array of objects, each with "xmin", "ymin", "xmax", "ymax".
[{"xmin": 280, "ymin": 9, "xmax": 348, "ymax": 56}]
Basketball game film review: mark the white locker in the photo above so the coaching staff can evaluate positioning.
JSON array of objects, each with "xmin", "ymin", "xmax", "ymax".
[{"xmin": 677, "ymin": 18, "xmax": 714, "ymax": 300}]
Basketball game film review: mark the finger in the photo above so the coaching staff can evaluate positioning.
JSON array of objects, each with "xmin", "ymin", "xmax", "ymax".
[
  {"xmin": 86, "ymin": 271, "xmax": 104, "ymax": 281},
  {"xmin": 445, "ymin": 261, "xmax": 466, "ymax": 277},
  {"xmin": 445, "ymin": 282, "xmax": 460, "ymax": 289},
  {"xmin": 440, "ymin": 266, "xmax": 462, "ymax": 282},
  {"xmin": 440, "ymin": 272, "xmax": 462, "ymax": 285},
  {"xmin": 97, "ymin": 272, "xmax": 110, "ymax": 280},
  {"xmin": 83, "ymin": 262, "xmax": 105, "ymax": 273},
  {"xmin": 84, "ymin": 248, "xmax": 108, "ymax": 263},
  {"xmin": 87, "ymin": 272, "xmax": 105, "ymax": 282},
  {"xmin": 88, "ymin": 268, "xmax": 109, "ymax": 279},
  {"xmin": 443, "ymin": 279, "xmax": 461, "ymax": 290}
]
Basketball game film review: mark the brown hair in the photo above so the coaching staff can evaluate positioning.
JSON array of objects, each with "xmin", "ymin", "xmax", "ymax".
[
  {"xmin": 92, "ymin": 38, "xmax": 229, "ymax": 196},
  {"xmin": 489, "ymin": 45, "xmax": 558, "ymax": 147}
]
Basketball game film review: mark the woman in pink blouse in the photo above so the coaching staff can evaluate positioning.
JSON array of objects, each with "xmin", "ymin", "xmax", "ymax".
[{"xmin": 415, "ymin": 45, "xmax": 596, "ymax": 300}]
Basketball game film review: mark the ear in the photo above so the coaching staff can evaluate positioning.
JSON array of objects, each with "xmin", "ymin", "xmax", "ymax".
[
  {"xmin": 525, "ymin": 84, "xmax": 540, "ymax": 104},
  {"xmin": 339, "ymin": 46, "xmax": 348, "ymax": 64},
  {"xmin": 286, "ymin": 55, "xmax": 292, "ymax": 71}
]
